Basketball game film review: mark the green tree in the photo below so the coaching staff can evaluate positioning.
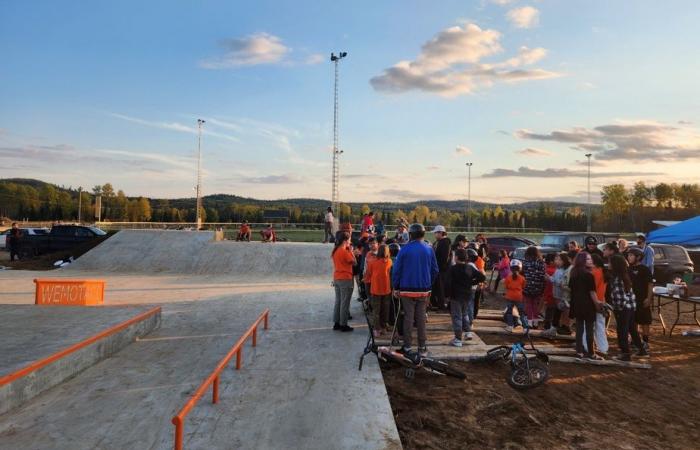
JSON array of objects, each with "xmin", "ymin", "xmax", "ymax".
[
  {"xmin": 137, "ymin": 197, "xmax": 152, "ymax": 221},
  {"xmin": 654, "ymin": 183, "xmax": 674, "ymax": 208},
  {"xmin": 601, "ymin": 184, "xmax": 630, "ymax": 230}
]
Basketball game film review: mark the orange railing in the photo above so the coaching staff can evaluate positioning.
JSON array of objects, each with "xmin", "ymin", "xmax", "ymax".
[{"xmin": 171, "ymin": 308, "xmax": 270, "ymax": 450}]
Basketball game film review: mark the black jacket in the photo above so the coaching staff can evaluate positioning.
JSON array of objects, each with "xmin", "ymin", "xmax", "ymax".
[
  {"xmin": 446, "ymin": 263, "xmax": 486, "ymax": 299},
  {"xmin": 433, "ymin": 238, "xmax": 452, "ymax": 272}
]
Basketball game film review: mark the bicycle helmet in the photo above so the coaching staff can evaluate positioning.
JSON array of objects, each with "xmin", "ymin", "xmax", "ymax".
[
  {"xmin": 627, "ymin": 247, "xmax": 643, "ymax": 257},
  {"xmin": 388, "ymin": 243, "xmax": 401, "ymax": 257},
  {"xmin": 408, "ymin": 223, "xmax": 425, "ymax": 240},
  {"xmin": 510, "ymin": 259, "xmax": 523, "ymax": 269},
  {"xmin": 466, "ymin": 248, "xmax": 478, "ymax": 261}
]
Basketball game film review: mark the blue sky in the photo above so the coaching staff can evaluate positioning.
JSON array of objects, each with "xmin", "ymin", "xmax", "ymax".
[{"xmin": 1, "ymin": 0, "xmax": 699, "ymax": 203}]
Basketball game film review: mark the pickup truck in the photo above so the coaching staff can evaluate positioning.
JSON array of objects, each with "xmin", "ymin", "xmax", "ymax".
[{"xmin": 18, "ymin": 225, "xmax": 107, "ymax": 257}]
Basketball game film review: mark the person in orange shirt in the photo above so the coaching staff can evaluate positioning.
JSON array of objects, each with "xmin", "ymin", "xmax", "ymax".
[
  {"xmin": 504, "ymin": 259, "xmax": 527, "ymax": 332},
  {"xmin": 332, "ymin": 231, "xmax": 356, "ymax": 332},
  {"xmin": 584, "ymin": 253, "xmax": 610, "ymax": 355},
  {"xmin": 235, "ymin": 221, "xmax": 251, "ymax": 241},
  {"xmin": 364, "ymin": 244, "xmax": 393, "ymax": 337}
]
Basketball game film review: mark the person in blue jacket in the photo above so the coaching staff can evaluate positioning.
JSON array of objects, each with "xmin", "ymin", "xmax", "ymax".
[{"xmin": 391, "ymin": 223, "xmax": 439, "ymax": 357}]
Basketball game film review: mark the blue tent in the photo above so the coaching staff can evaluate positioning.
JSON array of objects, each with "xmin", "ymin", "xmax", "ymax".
[{"xmin": 647, "ymin": 215, "xmax": 700, "ymax": 245}]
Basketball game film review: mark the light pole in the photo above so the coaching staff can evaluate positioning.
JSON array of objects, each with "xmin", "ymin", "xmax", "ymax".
[
  {"xmin": 195, "ymin": 119, "xmax": 205, "ymax": 230},
  {"xmin": 330, "ymin": 51, "xmax": 347, "ymax": 221},
  {"xmin": 585, "ymin": 153, "xmax": 592, "ymax": 232},
  {"xmin": 466, "ymin": 162, "xmax": 473, "ymax": 232},
  {"xmin": 77, "ymin": 187, "xmax": 82, "ymax": 223}
]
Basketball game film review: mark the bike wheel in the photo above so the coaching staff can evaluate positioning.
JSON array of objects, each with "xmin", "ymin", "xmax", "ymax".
[
  {"xmin": 507, "ymin": 358, "xmax": 549, "ymax": 390},
  {"xmin": 421, "ymin": 358, "xmax": 467, "ymax": 380},
  {"xmin": 485, "ymin": 346, "xmax": 509, "ymax": 363}
]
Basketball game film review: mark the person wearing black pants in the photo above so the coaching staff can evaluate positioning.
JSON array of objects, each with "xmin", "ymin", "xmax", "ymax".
[
  {"xmin": 608, "ymin": 254, "xmax": 647, "ymax": 360},
  {"xmin": 569, "ymin": 252, "xmax": 604, "ymax": 359},
  {"xmin": 430, "ymin": 225, "xmax": 452, "ymax": 310},
  {"xmin": 8, "ymin": 223, "xmax": 22, "ymax": 262}
]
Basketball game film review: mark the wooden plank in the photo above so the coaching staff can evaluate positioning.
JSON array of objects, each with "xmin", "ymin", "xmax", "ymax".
[
  {"xmin": 474, "ymin": 326, "xmax": 576, "ymax": 341},
  {"xmin": 547, "ymin": 355, "xmax": 651, "ymax": 369}
]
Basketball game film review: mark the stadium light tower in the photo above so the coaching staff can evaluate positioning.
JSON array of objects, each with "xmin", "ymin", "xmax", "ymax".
[
  {"xmin": 196, "ymin": 119, "xmax": 205, "ymax": 230},
  {"xmin": 586, "ymin": 153, "xmax": 592, "ymax": 232},
  {"xmin": 466, "ymin": 162, "xmax": 473, "ymax": 232},
  {"xmin": 330, "ymin": 51, "xmax": 347, "ymax": 220}
]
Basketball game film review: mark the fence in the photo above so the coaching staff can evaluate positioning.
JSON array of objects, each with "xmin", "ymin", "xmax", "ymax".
[{"xmin": 171, "ymin": 309, "xmax": 270, "ymax": 450}]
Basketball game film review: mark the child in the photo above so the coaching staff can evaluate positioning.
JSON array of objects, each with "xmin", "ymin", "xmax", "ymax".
[
  {"xmin": 504, "ymin": 259, "xmax": 527, "ymax": 332},
  {"xmin": 542, "ymin": 253, "xmax": 558, "ymax": 336},
  {"xmin": 583, "ymin": 253, "xmax": 609, "ymax": 355},
  {"xmin": 364, "ymin": 244, "xmax": 393, "ymax": 337},
  {"xmin": 552, "ymin": 253, "xmax": 573, "ymax": 335},
  {"xmin": 236, "ymin": 221, "xmax": 251, "ymax": 241},
  {"xmin": 467, "ymin": 247, "xmax": 486, "ymax": 319},
  {"xmin": 363, "ymin": 237, "xmax": 379, "ymax": 308},
  {"xmin": 260, "ymin": 224, "xmax": 276, "ymax": 242},
  {"xmin": 493, "ymin": 249, "xmax": 511, "ymax": 292},
  {"xmin": 446, "ymin": 248, "xmax": 486, "ymax": 347}
]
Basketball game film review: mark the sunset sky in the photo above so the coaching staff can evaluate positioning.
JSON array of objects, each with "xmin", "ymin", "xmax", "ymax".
[{"xmin": 1, "ymin": 0, "xmax": 699, "ymax": 203}]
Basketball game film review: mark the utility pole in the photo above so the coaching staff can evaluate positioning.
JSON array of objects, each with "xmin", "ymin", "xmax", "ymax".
[
  {"xmin": 196, "ymin": 119, "xmax": 205, "ymax": 230},
  {"xmin": 466, "ymin": 162, "xmax": 473, "ymax": 232},
  {"xmin": 586, "ymin": 153, "xmax": 592, "ymax": 232},
  {"xmin": 330, "ymin": 51, "xmax": 347, "ymax": 221},
  {"xmin": 77, "ymin": 187, "xmax": 82, "ymax": 223}
]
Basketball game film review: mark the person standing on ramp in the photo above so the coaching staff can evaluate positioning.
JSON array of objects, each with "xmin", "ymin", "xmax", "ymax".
[{"xmin": 391, "ymin": 223, "xmax": 439, "ymax": 357}]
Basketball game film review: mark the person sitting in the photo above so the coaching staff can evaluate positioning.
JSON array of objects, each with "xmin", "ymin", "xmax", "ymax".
[
  {"xmin": 236, "ymin": 221, "xmax": 252, "ymax": 241},
  {"xmin": 260, "ymin": 224, "xmax": 276, "ymax": 243}
]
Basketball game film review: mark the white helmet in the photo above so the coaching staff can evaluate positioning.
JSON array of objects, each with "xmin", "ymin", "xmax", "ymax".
[
  {"xmin": 510, "ymin": 259, "xmax": 522, "ymax": 269},
  {"xmin": 432, "ymin": 225, "xmax": 446, "ymax": 233}
]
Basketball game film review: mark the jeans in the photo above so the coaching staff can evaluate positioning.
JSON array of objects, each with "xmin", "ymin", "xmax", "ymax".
[
  {"xmin": 582, "ymin": 312, "xmax": 609, "ymax": 354},
  {"xmin": 614, "ymin": 309, "xmax": 643, "ymax": 355},
  {"xmin": 505, "ymin": 301, "xmax": 527, "ymax": 328},
  {"xmin": 371, "ymin": 294, "xmax": 391, "ymax": 329},
  {"xmin": 333, "ymin": 279, "xmax": 354, "ymax": 326},
  {"xmin": 576, "ymin": 319, "xmax": 595, "ymax": 356},
  {"xmin": 324, "ymin": 222, "xmax": 333, "ymax": 243},
  {"xmin": 450, "ymin": 291, "xmax": 475, "ymax": 339},
  {"xmin": 401, "ymin": 296, "xmax": 428, "ymax": 349}
]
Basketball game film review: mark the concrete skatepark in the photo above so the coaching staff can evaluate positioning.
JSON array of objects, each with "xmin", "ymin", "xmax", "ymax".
[{"xmin": 0, "ymin": 230, "xmax": 401, "ymax": 449}]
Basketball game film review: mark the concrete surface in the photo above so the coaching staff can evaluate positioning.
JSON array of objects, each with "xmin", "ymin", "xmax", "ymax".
[
  {"xmin": 68, "ymin": 230, "xmax": 334, "ymax": 278},
  {"xmin": 0, "ymin": 232, "xmax": 400, "ymax": 449},
  {"xmin": 0, "ymin": 305, "xmax": 159, "ymax": 415}
]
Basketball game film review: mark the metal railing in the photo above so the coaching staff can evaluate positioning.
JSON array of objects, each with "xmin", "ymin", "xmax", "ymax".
[{"xmin": 171, "ymin": 309, "xmax": 270, "ymax": 450}]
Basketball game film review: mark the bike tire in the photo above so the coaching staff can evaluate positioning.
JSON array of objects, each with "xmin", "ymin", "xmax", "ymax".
[
  {"xmin": 507, "ymin": 358, "xmax": 549, "ymax": 390},
  {"xmin": 421, "ymin": 358, "xmax": 467, "ymax": 380},
  {"xmin": 485, "ymin": 346, "xmax": 510, "ymax": 363}
]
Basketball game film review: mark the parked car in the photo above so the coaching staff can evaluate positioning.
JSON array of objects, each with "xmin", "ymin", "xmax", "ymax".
[
  {"xmin": 486, "ymin": 236, "xmax": 538, "ymax": 266},
  {"xmin": 513, "ymin": 232, "xmax": 620, "ymax": 260},
  {"xmin": 19, "ymin": 225, "xmax": 106, "ymax": 256},
  {"xmin": 2, "ymin": 227, "xmax": 50, "ymax": 250},
  {"xmin": 628, "ymin": 243, "xmax": 694, "ymax": 285}
]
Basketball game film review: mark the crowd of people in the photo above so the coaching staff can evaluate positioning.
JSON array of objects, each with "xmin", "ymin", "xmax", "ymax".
[{"xmin": 331, "ymin": 212, "xmax": 657, "ymax": 362}]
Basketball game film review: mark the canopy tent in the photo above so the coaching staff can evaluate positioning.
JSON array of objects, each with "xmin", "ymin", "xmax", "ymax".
[{"xmin": 647, "ymin": 215, "xmax": 700, "ymax": 246}]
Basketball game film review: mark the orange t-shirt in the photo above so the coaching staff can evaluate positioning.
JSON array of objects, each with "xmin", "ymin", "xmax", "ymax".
[
  {"xmin": 239, "ymin": 224, "xmax": 250, "ymax": 234},
  {"xmin": 592, "ymin": 267, "xmax": 606, "ymax": 303},
  {"xmin": 504, "ymin": 274, "xmax": 526, "ymax": 302},
  {"xmin": 364, "ymin": 257, "xmax": 393, "ymax": 296},
  {"xmin": 332, "ymin": 247, "xmax": 355, "ymax": 280},
  {"xmin": 475, "ymin": 257, "xmax": 485, "ymax": 273}
]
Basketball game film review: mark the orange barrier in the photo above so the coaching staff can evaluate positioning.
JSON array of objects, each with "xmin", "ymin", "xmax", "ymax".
[
  {"xmin": 34, "ymin": 278, "xmax": 105, "ymax": 305},
  {"xmin": 0, "ymin": 306, "xmax": 161, "ymax": 386},
  {"xmin": 171, "ymin": 309, "xmax": 270, "ymax": 450}
]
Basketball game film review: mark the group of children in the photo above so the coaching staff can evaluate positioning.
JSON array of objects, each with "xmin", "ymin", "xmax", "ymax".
[{"xmin": 235, "ymin": 221, "xmax": 277, "ymax": 242}]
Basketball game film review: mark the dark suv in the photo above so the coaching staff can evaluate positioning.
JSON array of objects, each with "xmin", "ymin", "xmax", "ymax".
[
  {"xmin": 513, "ymin": 232, "xmax": 620, "ymax": 260},
  {"xmin": 639, "ymin": 243, "xmax": 694, "ymax": 284},
  {"xmin": 486, "ymin": 236, "xmax": 538, "ymax": 265}
]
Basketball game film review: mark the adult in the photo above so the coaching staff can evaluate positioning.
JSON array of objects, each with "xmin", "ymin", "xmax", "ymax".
[
  {"xmin": 391, "ymin": 223, "xmax": 439, "ymax": 357},
  {"xmin": 617, "ymin": 238, "xmax": 629, "ymax": 254},
  {"xmin": 474, "ymin": 234, "xmax": 489, "ymax": 261},
  {"xmin": 235, "ymin": 221, "xmax": 251, "ymax": 241},
  {"xmin": 8, "ymin": 222, "xmax": 21, "ymax": 262},
  {"xmin": 323, "ymin": 207, "xmax": 334, "ymax": 244},
  {"xmin": 635, "ymin": 234, "xmax": 655, "ymax": 275},
  {"xmin": 602, "ymin": 241, "xmax": 620, "ymax": 263},
  {"xmin": 331, "ymin": 231, "xmax": 356, "ymax": 332},
  {"xmin": 567, "ymin": 241, "xmax": 581, "ymax": 260},
  {"xmin": 361, "ymin": 211, "xmax": 375, "ymax": 235},
  {"xmin": 583, "ymin": 235, "xmax": 604, "ymax": 258},
  {"xmin": 430, "ymin": 225, "xmax": 452, "ymax": 310},
  {"xmin": 569, "ymin": 252, "xmax": 605, "ymax": 360},
  {"xmin": 609, "ymin": 254, "xmax": 646, "ymax": 361},
  {"xmin": 260, "ymin": 224, "xmax": 276, "ymax": 242},
  {"xmin": 628, "ymin": 247, "xmax": 653, "ymax": 350},
  {"xmin": 522, "ymin": 246, "xmax": 546, "ymax": 328},
  {"xmin": 394, "ymin": 224, "xmax": 409, "ymax": 245}
]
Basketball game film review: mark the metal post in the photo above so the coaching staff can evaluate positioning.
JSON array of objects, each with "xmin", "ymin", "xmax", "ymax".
[
  {"xmin": 77, "ymin": 187, "xmax": 82, "ymax": 223},
  {"xmin": 330, "ymin": 52, "xmax": 347, "ymax": 221},
  {"xmin": 196, "ymin": 119, "xmax": 205, "ymax": 230},
  {"xmin": 466, "ymin": 163, "xmax": 473, "ymax": 232},
  {"xmin": 586, "ymin": 153, "xmax": 592, "ymax": 232}
]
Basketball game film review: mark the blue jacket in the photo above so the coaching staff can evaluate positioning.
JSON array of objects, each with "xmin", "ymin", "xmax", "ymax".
[{"xmin": 391, "ymin": 239, "xmax": 439, "ymax": 293}]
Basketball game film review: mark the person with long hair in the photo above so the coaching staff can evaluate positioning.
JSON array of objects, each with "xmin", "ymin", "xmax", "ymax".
[
  {"xmin": 551, "ymin": 252, "xmax": 572, "ymax": 335},
  {"xmin": 583, "ymin": 253, "xmax": 610, "ymax": 355},
  {"xmin": 331, "ymin": 231, "xmax": 356, "ymax": 332},
  {"xmin": 609, "ymin": 254, "xmax": 646, "ymax": 361},
  {"xmin": 522, "ymin": 246, "xmax": 546, "ymax": 329},
  {"xmin": 569, "ymin": 252, "xmax": 605, "ymax": 359},
  {"xmin": 363, "ymin": 244, "xmax": 393, "ymax": 336},
  {"xmin": 492, "ymin": 249, "xmax": 511, "ymax": 292}
]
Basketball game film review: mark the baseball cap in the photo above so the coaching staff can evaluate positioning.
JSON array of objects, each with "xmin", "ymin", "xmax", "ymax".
[
  {"xmin": 432, "ymin": 225, "xmax": 446, "ymax": 233},
  {"xmin": 585, "ymin": 236, "xmax": 598, "ymax": 245}
]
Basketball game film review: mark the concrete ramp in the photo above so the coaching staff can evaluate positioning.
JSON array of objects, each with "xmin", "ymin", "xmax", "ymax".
[{"xmin": 69, "ymin": 230, "xmax": 333, "ymax": 278}]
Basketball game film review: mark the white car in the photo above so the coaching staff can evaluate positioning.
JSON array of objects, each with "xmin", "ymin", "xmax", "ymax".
[{"xmin": 1, "ymin": 227, "xmax": 50, "ymax": 250}]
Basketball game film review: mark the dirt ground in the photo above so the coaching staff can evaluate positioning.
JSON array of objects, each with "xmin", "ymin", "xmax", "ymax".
[{"xmin": 382, "ymin": 288, "xmax": 700, "ymax": 449}]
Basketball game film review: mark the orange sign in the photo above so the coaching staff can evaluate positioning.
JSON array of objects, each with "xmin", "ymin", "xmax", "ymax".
[{"xmin": 34, "ymin": 279, "xmax": 105, "ymax": 305}]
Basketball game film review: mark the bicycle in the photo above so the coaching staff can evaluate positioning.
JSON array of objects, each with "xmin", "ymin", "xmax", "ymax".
[
  {"xmin": 483, "ymin": 325, "xmax": 550, "ymax": 389},
  {"xmin": 358, "ymin": 298, "xmax": 466, "ymax": 380}
]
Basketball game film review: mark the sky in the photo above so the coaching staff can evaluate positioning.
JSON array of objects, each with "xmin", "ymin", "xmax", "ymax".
[{"xmin": 1, "ymin": 0, "xmax": 699, "ymax": 204}]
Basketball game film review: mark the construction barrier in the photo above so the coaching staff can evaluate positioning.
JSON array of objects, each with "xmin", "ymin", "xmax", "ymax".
[{"xmin": 34, "ymin": 279, "xmax": 105, "ymax": 305}]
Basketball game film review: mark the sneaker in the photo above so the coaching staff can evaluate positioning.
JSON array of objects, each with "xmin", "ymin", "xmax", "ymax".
[
  {"xmin": 398, "ymin": 346, "xmax": 411, "ymax": 354},
  {"xmin": 636, "ymin": 348, "xmax": 649, "ymax": 357},
  {"xmin": 557, "ymin": 325, "xmax": 572, "ymax": 335},
  {"xmin": 372, "ymin": 330, "xmax": 381, "ymax": 338},
  {"xmin": 613, "ymin": 354, "xmax": 631, "ymax": 362},
  {"xmin": 465, "ymin": 332, "xmax": 474, "ymax": 341},
  {"xmin": 505, "ymin": 325, "xmax": 513, "ymax": 333},
  {"xmin": 587, "ymin": 353, "xmax": 604, "ymax": 361},
  {"xmin": 418, "ymin": 347, "xmax": 429, "ymax": 358},
  {"xmin": 449, "ymin": 338, "xmax": 463, "ymax": 347},
  {"xmin": 333, "ymin": 322, "xmax": 341, "ymax": 331},
  {"xmin": 340, "ymin": 325, "xmax": 354, "ymax": 332},
  {"xmin": 542, "ymin": 327, "xmax": 557, "ymax": 338}
]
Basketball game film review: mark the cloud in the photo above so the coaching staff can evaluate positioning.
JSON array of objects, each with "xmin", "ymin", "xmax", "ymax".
[
  {"xmin": 199, "ymin": 33, "xmax": 288, "ymax": 68},
  {"xmin": 490, "ymin": 0, "xmax": 515, "ymax": 5},
  {"xmin": 481, "ymin": 166, "xmax": 665, "ymax": 178},
  {"xmin": 304, "ymin": 53, "xmax": 325, "ymax": 65},
  {"xmin": 427, "ymin": 165, "xmax": 440, "ymax": 170},
  {"xmin": 111, "ymin": 113, "xmax": 240, "ymax": 143},
  {"xmin": 506, "ymin": 6, "xmax": 540, "ymax": 29},
  {"xmin": 516, "ymin": 147, "xmax": 553, "ymax": 157},
  {"xmin": 516, "ymin": 120, "xmax": 700, "ymax": 161},
  {"xmin": 455, "ymin": 145, "xmax": 473, "ymax": 155},
  {"xmin": 369, "ymin": 23, "xmax": 561, "ymax": 97},
  {"xmin": 236, "ymin": 174, "xmax": 305, "ymax": 184},
  {"xmin": 376, "ymin": 188, "xmax": 447, "ymax": 201}
]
